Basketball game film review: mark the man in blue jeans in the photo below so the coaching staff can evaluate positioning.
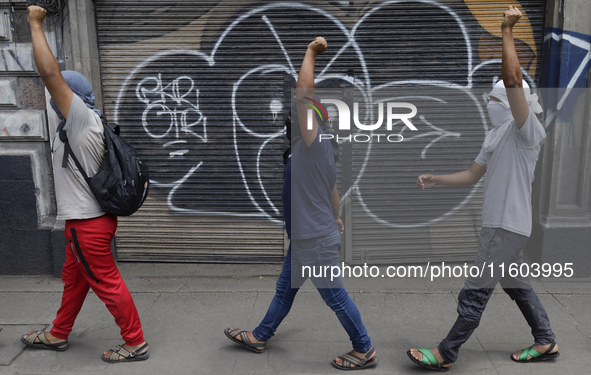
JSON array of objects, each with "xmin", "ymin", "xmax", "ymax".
[{"xmin": 225, "ymin": 37, "xmax": 377, "ymax": 371}]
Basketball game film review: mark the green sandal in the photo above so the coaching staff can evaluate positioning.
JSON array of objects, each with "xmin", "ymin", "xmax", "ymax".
[
  {"xmin": 511, "ymin": 342, "xmax": 559, "ymax": 363},
  {"xmin": 407, "ymin": 348, "xmax": 451, "ymax": 372}
]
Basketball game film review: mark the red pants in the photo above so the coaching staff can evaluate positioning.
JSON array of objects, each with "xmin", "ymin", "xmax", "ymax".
[{"xmin": 50, "ymin": 214, "xmax": 144, "ymax": 346}]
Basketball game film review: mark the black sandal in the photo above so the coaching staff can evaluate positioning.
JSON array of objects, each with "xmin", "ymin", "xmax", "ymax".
[
  {"xmin": 21, "ymin": 331, "xmax": 69, "ymax": 351},
  {"xmin": 102, "ymin": 342, "xmax": 150, "ymax": 363},
  {"xmin": 331, "ymin": 347, "xmax": 378, "ymax": 371},
  {"xmin": 224, "ymin": 328, "xmax": 266, "ymax": 353},
  {"xmin": 511, "ymin": 342, "xmax": 560, "ymax": 363}
]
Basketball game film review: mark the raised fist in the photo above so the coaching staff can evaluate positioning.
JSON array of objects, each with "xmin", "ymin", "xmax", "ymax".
[
  {"xmin": 501, "ymin": 5, "xmax": 522, "ymax": 29},
  {"xmin": 308, "ymin": 37, "xmax": 327, "ymax": 55},
  {"xmin": 27, "ymin": 5, "xmax": 47, "ymax": 25}
]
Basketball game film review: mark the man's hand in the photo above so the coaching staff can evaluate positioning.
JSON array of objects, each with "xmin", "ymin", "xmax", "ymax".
[
  {"xmin": 335, "ymin": 217, "xmax": 344, "ymax": 235},
  {"xmin": 28, "ymin": 3, "xmax": 73, "ymax": 120},
  {"xmin": 297, "ymin": 37, "xmax": 326, "ymax": 146},
  {"xmin": 417, "ymin": 174, "xmax": 437, "ymax": 191},
  {"xmin": 28, "ymin": 5, "xmax": 47, "ymax": 25},
  {"xmin": 501, "ymin": 5, "xmax": 529, "ymax": 127},
  {"xmin": 308, "ymin": 37, "xmax": 327, "ymax": 56},
  {"xmin": 501, "ymin": 5, "xmax": 522, "ymax": 30}
]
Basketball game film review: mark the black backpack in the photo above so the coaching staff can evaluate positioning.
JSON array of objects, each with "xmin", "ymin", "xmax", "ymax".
[{"xmin": 59, "ymin": 116, "xmax": 150, "ymax": 216}]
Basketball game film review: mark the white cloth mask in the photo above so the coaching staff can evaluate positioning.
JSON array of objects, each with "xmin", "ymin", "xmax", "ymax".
[{"xmin": 483, "ymin": 80, "xmax": 543, "ymax": 153}]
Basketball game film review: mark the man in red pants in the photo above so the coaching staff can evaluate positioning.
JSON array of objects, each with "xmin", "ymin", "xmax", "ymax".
[{"xmin": 21, "ymin": 5, "xmax": 149, "ymax": 363}]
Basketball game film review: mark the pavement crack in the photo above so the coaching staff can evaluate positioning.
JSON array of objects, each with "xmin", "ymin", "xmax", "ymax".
[
  {"xmin": 247, "ymin": 292, "xmax": 259, "ymax": 326},
  {"xmin": 7, "ymin": 324, "xmax": 51, "ymax": 366},
  {"xmin": 550, "ymin": 292, "xmax": 591, "ymax": 340},
  {"xmin": 144, "ymin": 293, "xmax": 162, "ymax": 316},
  {"xmin": 477, "ymin": 336, "xmax": 500, "ymax": 374},
  {"xmin": 231, "ymin": 350, "xmax": 239, "ymax": 374}
]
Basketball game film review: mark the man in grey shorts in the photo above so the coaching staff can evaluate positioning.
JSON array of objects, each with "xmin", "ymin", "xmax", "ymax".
[{"xmin": 407, "ymin": 5, "xmax": 558, "ymax": 371}]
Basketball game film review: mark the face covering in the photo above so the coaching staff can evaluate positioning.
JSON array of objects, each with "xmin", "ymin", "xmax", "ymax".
[
  {"xmin": 50, "ymin": 70, "xmax": 102, "ymax": 131},
  {"xmin": 487, "ymin": 101, "xmax": 514, "ymax": 128},
  {"xmin": 483, "ymin": 79, "xmax": 542, "ymax": 153}
]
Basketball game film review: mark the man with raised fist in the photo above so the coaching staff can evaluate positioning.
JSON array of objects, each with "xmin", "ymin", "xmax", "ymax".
[
  {"xmin": 20, "ymin": 5, "xmax": 149, "ymax": 364},
  {"xmin": 408, "ymin": 6, "xmax": 558, "ymax": 371},
  {"xmin": 225, "ymin": 37, "xmax": 377, "ymax": 371}
]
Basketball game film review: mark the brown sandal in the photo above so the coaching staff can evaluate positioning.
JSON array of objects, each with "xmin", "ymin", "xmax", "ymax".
[
  {"xmin": 331, "ymin": 347, "xmax": 378, "ymax": 371},
  {"xmin": 21, "ymin": 331, "xmax": 69, "ymax": 351},
  {"xmin": 102, "ymin": 342, "xmax": 150, "ymax": 363},
  {"xmin": 224, "ymin": 328, "xmax": 266, "ymax": 353}
]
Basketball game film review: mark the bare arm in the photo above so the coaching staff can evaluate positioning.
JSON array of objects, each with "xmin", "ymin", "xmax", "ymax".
[
  {"xmin": 417, "ymin": 162, "xmax": 486, "ymax": 190},
  {"xmin": 501, "ymin": 5, "xmax": 529, "ymax": 128},
  {"xmin": 331, "ymin": 185, "xmax": 340, "ymax": 219},
  {"xmin": 28, "ymin": 6, "xmax": 73, "ymax": 120},
  {"xmin": 332, "ymin": 185, "xmax": 344, "ymax": 235},
  {"xmin": 296, "ymin": 37, "xmax": 327, "ymax": 146}
]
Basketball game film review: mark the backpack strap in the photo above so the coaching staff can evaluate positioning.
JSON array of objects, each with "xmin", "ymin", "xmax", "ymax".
[
  {"xmin": 58, "ymin": 129, "xmax": 92, "ymax": 184},
  {"xmin": 100, "ymin": 114, "xmax": 120, "ymax": 135}
]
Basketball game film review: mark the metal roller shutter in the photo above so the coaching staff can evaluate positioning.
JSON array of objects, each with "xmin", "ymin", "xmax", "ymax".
[
  {"xmin": 94, "ymin": 1, "xmax": 546, "ymax": 263},
  {"xmin": 341, "ymin": 0, "xmax": 546, "ymax": 264}
]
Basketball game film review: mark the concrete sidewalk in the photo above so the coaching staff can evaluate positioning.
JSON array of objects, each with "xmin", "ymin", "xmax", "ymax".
[{"xmin": 0, "ymin": 263, "xmax": 589, "ymax": 375}]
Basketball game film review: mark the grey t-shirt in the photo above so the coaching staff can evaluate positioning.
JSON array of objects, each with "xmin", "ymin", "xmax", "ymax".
[
  {"xmin": 51, "ymin": 95, "xmax": 106, "ymax": 220},
  {"xmin": 475, "ymin": 109, "xmax": 545, "ymax": 237}
]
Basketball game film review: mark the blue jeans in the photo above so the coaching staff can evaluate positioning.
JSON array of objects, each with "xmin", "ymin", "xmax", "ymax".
[{"xmin": 252, "ymin": 230, "xmax": 372, "ymax": 353}]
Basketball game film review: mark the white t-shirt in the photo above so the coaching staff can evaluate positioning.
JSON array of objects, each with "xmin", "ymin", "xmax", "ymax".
[
  {"xmin": 51, "ymin": 95, "xmax": 106, "ymax": 220},
  {"xmin": 475, "ymin": 108, "xmax": 546, "ymax": 237}
]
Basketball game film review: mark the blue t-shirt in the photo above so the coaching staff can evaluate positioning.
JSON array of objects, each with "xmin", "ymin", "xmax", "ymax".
[
  {"xmin": 290, "ymin": 127, "xmax": 338, "ymax": 239},
  {"xmin": 283, "ymin": 155, "xmax": 292, "ymax": 238}
]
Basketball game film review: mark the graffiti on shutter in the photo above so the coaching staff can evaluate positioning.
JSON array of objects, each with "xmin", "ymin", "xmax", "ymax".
[{"xmin": 96, "ymin": 0, "xmax": 545, "ymax": 262}]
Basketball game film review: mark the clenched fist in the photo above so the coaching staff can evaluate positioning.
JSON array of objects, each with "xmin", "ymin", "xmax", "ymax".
[
  {"xmin": 501, "ymin": 5, "xmax": 522, "ymax": 30},
  {"xmin": 417, "ymin": 174, "xmax": 437, "ymax": 191},
  {"xmin": 28, "ymin": 5, "xmax": 47, "ymax": 25},
  {"xmin": 308, "ymin": 37, "xmax": 327, "ymax": 56},
  {"xmin": 335, "ymin": 217, "xmax": 344, "ymax": 235}
]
